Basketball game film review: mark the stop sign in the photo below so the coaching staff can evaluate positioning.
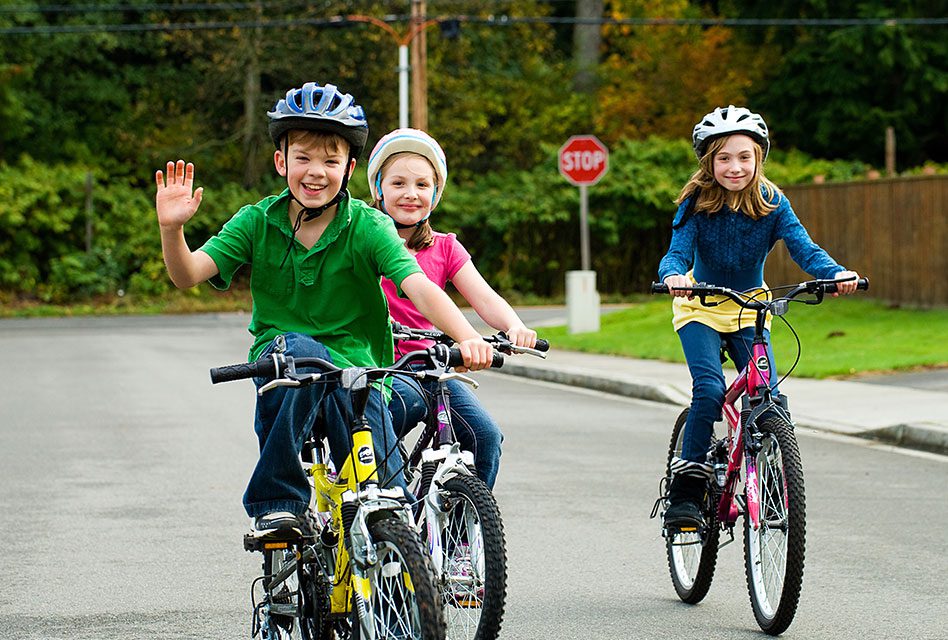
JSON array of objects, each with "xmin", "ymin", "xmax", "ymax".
[{"xmin": 559, "ymin": 135, "xmax": 609, "ymax": 186}]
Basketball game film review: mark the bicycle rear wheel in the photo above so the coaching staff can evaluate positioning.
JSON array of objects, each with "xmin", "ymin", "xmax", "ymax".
[
  {"xmin": 743, "ymin": 414, "xmax": 806, "ymax": 635},
  {"xmin": 436, "ymin": 474, "xmax": 507, "ymax": 640},
  {"xmin": 664, "ymin": 408, "xmax": 720, "ymax": 604},
  {"xmin": 352, "ymin": 515, "xmax": 446, "ymax": 640},
  {"xmin": 262, "ymin": 546, "xmax": 331, "ymax": 640}
]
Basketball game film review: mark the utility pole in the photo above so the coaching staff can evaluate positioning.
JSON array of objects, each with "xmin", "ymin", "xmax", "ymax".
[
  {"xmin": 573, "ymin": 0, "xmax": 603, "ymax": 94},
  {"xmin": 242, "ymin": 0, "xmax": 262, "ymax": 187},
  {"xmin": 410, "ymin": 0, "xmax": 428, "ymax": 130}
]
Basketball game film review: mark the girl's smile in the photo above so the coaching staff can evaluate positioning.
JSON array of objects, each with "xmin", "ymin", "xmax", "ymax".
[
  {"xmin": 380, "ymin": 155, "xmax": 437, "ymax": 227},
  {"xmin": 713, "ymin": 134, "xmax": 757, "ymax": 192}
]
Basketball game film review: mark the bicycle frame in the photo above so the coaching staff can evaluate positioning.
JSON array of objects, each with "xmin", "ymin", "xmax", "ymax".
[
  {"xmin": 307, "ymin": 425, "xmax": 410, "ymax": 617},
  {"xmin": 717, "ymin": 336, "xmax": 780, "ymax": 532}
]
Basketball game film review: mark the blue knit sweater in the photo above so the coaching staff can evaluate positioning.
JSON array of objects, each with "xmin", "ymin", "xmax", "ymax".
[{"xmin": 657, "ymin": 191, "xmax": 845, "ymax": 291}]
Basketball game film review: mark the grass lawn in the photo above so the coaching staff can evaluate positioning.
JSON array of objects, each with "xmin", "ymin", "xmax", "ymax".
[{"xmin": 539, "ymin": 297, "xmax": 948, "ymax": 379}]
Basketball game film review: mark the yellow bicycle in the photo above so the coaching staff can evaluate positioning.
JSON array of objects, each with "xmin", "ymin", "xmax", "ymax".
[{"xmin": 211, "ymin": 350, "xmax": 452, "ymax": 640}]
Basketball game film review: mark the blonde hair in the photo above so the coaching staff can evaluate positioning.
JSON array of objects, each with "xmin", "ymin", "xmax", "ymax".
[
  {"xmin": 676, "ymin": 136, "xmax": 781, "ymax": 220},
  {"xmin": 372, "ymin": 152, "xmax": 437, "ymax": 251}
]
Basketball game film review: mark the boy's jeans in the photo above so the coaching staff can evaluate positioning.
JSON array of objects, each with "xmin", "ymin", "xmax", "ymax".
[
  {"xmin": 677, "ymin": 322, "xmax": 779, "ymax": 464},
  {"xmin": 389, "ymin": 372, "xmax": 504, "ymax": 489},
  {"xmin": 243, "ymin": 333, "xmax": 406, "ymax": 518}
]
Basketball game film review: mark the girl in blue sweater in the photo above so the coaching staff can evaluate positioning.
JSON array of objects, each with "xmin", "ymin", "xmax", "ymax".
[{"xmin": 657, "ymin": 105, "xmax": 860, "ymax": 527}]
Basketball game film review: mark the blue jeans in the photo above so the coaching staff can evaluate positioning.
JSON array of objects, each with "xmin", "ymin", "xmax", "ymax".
[
  {"xmin": 389, "ymin": 373, "xmax": 504, "ymax": 488},
  {"xmin": 678, "ymin": 322, "xmax": 779, "ymax": 464},
  {"xmin": 243, "ymin": 333, "xmax": 406, "ymax": 518}
]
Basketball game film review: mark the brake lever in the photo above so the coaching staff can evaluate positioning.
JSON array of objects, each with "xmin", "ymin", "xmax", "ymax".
[
  {"xmin": 437, "ymin": 371, "xmax": 479, "ymax": 388},
  {"xmin": 257, "ymin": 373, "xmax": 321, "ymax": 395},
  {"xmin": 508, "ymin": 345, "xmax": 548, "ymax": 359}
]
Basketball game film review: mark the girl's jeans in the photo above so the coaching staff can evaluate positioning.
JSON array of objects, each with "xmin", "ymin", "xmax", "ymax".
[
  {"xmin": 678, "ymin": 322, "xmax": 779, "ymax": 464},
  {"xmin": 389, "ymin": 373, "xmax": 504, "ymax": 489},
  {"xmin": 242, "ymin": 333, "xmax": 406, "ymax": 518}
]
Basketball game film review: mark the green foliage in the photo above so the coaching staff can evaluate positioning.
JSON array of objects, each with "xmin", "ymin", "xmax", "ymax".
[
  {"xmin": 726, "ymin": 0, "xmax": 948, "ymax": 166},
  {"xmin": 0, "ymin": 154, "xmax": 269, "ymax": 301}
]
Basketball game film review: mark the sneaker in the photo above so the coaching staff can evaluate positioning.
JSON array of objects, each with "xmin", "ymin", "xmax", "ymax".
[
  {"xmin": 254, "ymin": 511, "xmax": 301, "ymax": 533},
  {"xmin": 663, "ymin": 499, "xmax": 705, "ymax": 528},
  {"xmin": 663, "ymin": 475, "xmax": 707, "ymax": 529}
]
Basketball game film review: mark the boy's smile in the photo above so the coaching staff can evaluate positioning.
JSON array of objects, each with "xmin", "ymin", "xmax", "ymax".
[{"xmin": 275, "ymin": 138, "xmax": 354, "ymax": 212}]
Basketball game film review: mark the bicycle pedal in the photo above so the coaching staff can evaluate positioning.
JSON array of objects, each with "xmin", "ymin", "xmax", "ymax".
[{"xmin": 243, "ymin": 528, "xmax": 303, "ymax": 552}]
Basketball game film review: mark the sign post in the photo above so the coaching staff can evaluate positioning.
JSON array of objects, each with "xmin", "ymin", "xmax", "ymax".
[{"xmin": 558, "ymin": 135, "xmax": 609, "ymax": 334}]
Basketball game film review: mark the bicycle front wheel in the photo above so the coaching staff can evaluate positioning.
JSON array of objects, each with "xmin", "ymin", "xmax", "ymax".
[
  {"xmin": 743, "ymin": 414, "xmax": 806, "ymax": 635},
  {"xmin": 352, "ymin": 515, "xmax": 446, "ymax": 640},
  {"xmin": 436, "ymin": 474, "xmax": 507, "ymax": 640},
  {"xmin": 665, "ymin": 408, "xmax": 720, "ymax": 604}
]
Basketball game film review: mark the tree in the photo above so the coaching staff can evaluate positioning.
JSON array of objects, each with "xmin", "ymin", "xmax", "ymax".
[
  {"xmin": 720, "ymin": 0, "xmax": 948, "ymax": 165},
  {"xmin": 595, "ymin": 0, "xmax": 770, "ymax": 145}
]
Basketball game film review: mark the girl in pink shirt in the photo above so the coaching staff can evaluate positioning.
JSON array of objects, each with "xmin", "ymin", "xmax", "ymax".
[{"xmin": 368, "ymin": 128, "xmax": 537, "ymax": 487}]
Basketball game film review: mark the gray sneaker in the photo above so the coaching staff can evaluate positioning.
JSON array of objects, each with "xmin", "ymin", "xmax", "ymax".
[{"xmin": 254, "ymin": 511, "xmax": 301, "ymax": 533}]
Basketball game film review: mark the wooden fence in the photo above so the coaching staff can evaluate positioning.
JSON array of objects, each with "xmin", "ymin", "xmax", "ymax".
[{"xmin": 764, "ymin": 174, "xmax": 947, "ymax": 307}]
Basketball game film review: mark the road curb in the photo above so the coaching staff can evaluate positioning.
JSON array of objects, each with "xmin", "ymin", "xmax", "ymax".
[{"xmin": 494, "ymin": 363, "xmax": 948, "ymax": 456}]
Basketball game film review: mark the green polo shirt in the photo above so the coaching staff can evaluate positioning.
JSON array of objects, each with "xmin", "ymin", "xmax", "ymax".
[{"xmin": 199, "ymin": 190, "xmax": 422, "ymax": 367}]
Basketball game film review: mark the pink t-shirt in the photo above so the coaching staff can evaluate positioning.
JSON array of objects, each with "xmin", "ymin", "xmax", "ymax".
[{"xmin": 382, "ymin": 231, "xmax": 472, "ymax": 356}]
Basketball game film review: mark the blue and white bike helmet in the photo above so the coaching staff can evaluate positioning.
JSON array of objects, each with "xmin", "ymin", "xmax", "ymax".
[
  {"xmin": 366, "ymin": 128, "xmax": 448, "ymax": 211},
  {"xmin": 692, "ymin": 105, "xmax": 770, "ymax": 161},
  {"xmin": 267, "ymin": 82, "xmax": 368, "ymax": 157}
]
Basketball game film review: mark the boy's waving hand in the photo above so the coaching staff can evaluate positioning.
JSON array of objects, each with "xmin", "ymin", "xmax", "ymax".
[{"xmin": 155, "ymin": 160, "xmax": 204, "ymax": 230}]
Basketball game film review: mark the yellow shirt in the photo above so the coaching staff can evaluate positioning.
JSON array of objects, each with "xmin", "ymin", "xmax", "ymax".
[{"xmin": 671, "ymin": 272, "xmax": 772, "ymax": 333}]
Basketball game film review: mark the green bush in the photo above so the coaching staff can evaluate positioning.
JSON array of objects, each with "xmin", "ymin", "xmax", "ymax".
[{"xmin": 0, "ymin": 143, "xmax": 901, "ymax": 303}]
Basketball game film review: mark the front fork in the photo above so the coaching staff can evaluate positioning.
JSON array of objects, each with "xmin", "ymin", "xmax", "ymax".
[{"xmin": 421, "ymin": 443, "xmax": 477, "ymax": 576}]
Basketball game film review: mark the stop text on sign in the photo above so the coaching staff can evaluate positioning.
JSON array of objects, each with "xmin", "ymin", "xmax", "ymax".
[{"xmin": 558, "ymin": 135, "xmax": 609, "ymax": 186}]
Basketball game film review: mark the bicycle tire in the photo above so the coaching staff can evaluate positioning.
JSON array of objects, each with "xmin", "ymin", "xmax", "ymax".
[
  {"xmin": 435, "ymin": 474, "xmax": 507, "ymax": 640},
  {"xmin": 352, "ymin": 515, "xmax": 446, "ymax": 640},
  {"xmin": 743, "ymin": 414, "xmax": 805, "ymax": 635},
  {"xmin": 664, "ymin": 408, "xmax": 720, "ymax": 604}
]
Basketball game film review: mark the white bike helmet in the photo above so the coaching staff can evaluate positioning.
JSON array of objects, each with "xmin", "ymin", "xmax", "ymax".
[
  {"xmin": 267, "ymin": 82, "xmax": 368, "ymax": 157},
  {"xmin": 366, "ymin": 128, "xmax": 448, "ymax": 210},
  {"xmin": 692, "ymin": 105, "xmax": 770, "ymax": 161}
]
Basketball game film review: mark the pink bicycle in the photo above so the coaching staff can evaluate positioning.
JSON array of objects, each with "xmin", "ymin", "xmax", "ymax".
[{"xmin": 650, "ymin": 277, "xmax": 869, "ymax": 635}]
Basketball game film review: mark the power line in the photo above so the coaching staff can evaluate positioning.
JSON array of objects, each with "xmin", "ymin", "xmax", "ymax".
[
  {"xmin": 1, "ymin": 13, "xmax": 946, "ymax": 36},
  {"xmin": 0, "ymin": 1, "xmax": 314, "ymax": 13}
]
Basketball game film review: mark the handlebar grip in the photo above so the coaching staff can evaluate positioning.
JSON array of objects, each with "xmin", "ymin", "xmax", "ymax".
[
  {"xmin": 822, "ymin": 277, "xmax": 870, "ymax": 294},
  {"xmin": 535, "ymin": 338, "xmax": 550, "ymax": 352},
  {"xmin": 210, "ymin": 359, "xmax": 276, "ymax": 384},
  {"xmin": 446, "ymin": 348, "xmax": 505, "ymax": 369},
  {"xmin": 650, "ymin": 282, "xmax": 669, "ymax": 294}
]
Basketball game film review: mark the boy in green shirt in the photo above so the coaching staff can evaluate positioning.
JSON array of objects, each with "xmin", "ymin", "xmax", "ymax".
[{"xmin": 154, "ymin": 81, "xmax": 493, "ymax": 533}]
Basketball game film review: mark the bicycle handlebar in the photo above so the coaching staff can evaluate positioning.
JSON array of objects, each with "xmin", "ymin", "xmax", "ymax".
[
  {"xmin": 649, "ymin": 277, "xmax": 869, "ymax": 309},
  {"xmin": 392, "ymin": 322, "xmax": 550, "ymax": 355},
  {"xmin": 210, "ymin": 344, "xmax": 503, "ymax": 386}
]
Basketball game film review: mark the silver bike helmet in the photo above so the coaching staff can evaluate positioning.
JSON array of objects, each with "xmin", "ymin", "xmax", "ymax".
[
  {"xmin": 692, "ymin": 105, "xmax": 770, "ymax": 161},
  {"xmin": 267, "ymin": 82, "xmax": 368, "ymax": 157},
  {"xmin": 366, "ymin": 128, "xmax": 448, "ymax": 210}
]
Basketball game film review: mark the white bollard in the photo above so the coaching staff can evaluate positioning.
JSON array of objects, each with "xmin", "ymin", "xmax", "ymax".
[{"xmin": 566, "ymin": 270, "xmax": 600, "ymax": 334}]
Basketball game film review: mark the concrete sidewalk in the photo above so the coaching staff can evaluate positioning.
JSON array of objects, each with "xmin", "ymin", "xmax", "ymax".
[{"xmin": 492, "ymin": 349, "xmax": 948, "ymax": 455}]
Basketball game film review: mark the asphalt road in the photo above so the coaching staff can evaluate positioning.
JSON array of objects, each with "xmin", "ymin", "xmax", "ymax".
[{"xmin": 1, "ymin": 314, "xmax": 946, "ymax": 639}]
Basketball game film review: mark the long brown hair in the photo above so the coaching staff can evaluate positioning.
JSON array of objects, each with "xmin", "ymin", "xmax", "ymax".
[
  {"xmin": 372, "ymin": 152, "xmax": 436, "ymax": 251},
  {"xmin": 676, "ymin": 135, "xmax": 781, "ymax": 220}
]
